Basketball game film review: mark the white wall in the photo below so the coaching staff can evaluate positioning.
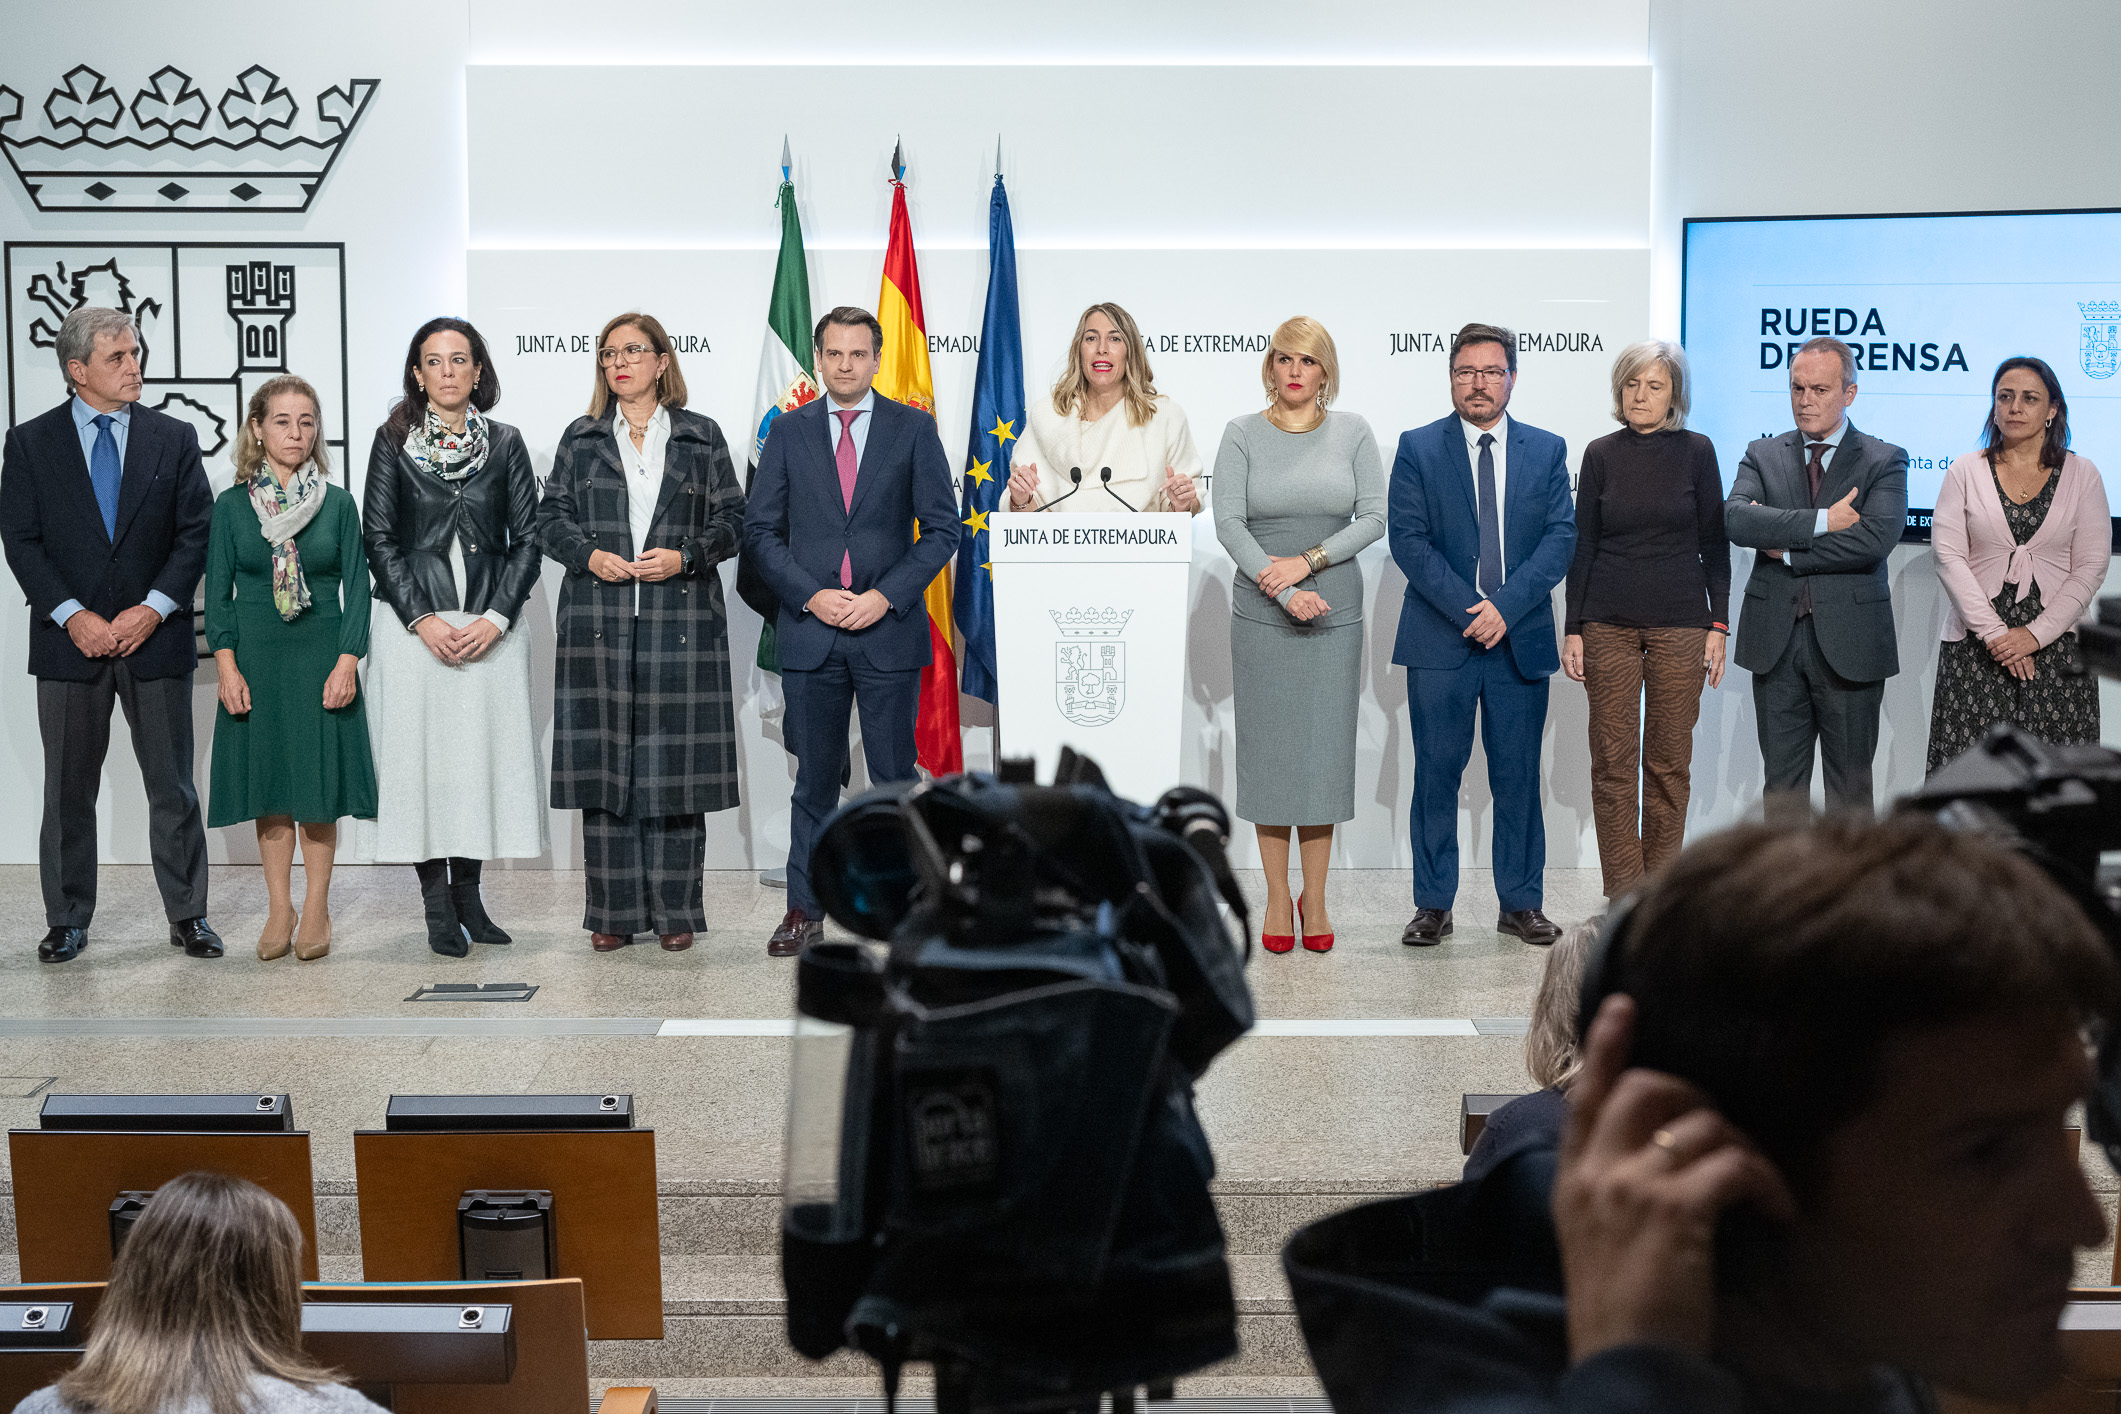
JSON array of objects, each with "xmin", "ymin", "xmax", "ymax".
[
  {"xmin": 2, "ymin": 0, "xmax": 2114, "ymax": 874},
  {"xmin": 0, "ymin": 1, "xmax": 470, "ymax": 867}
]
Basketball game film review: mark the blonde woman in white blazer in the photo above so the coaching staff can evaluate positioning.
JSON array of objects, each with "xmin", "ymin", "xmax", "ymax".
[{"xmin": 1926, "ymin": 356, "xmax": 2109, "ymax": 774}]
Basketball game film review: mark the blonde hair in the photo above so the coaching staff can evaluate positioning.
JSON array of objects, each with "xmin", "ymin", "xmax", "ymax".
[
  {"xmin": 234, "ymin": 375, "xmax": 329, "ymax": 481},
  {"xmin": 1051, "ymin": 302, "xmax": 1159, "ymax": 428},
  {"xmin": 1260, "ymin": 316, "xmax": 1340, "ymax": 411},
  {"xmin": 588, "ymin": 311, "xmax": 689, "ymax": 419},
  {"xmin": 1609, "ymin": 340, "xmax": 1689, "ymax": 431},
  {"xmin": 1525, "ymin": 917, "xmax": 1600, "ymax": 1090},
  {"xmin": 57, "ymin": 1172, "xmax": 340, "ymax": 1414}
]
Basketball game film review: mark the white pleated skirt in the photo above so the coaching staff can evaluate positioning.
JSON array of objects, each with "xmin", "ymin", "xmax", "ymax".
[{"xmin": 355, "ymin": 611, "xmax": 549, "ymax": 862}]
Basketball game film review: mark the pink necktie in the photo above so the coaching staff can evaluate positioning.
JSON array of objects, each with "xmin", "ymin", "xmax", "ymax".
[{"xmin": 834, "ymin": 408, "xmax": 860, "ymax": 588}]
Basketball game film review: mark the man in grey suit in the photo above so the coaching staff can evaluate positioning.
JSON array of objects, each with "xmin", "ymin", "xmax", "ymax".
[{"xmin": 1725, "ymin": 336, "xmax": 1908, "ymax": 822}]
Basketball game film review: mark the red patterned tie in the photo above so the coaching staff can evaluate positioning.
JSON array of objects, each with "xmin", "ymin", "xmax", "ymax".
[{"xmin": 835, "ymin": 409, "xmax": 861, "ymax": 588}]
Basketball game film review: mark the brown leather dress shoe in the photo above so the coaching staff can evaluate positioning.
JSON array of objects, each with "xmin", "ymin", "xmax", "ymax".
[
  {"xmin": 768, "ymin": 908, "xmax": 821, "ymax": 958},
  {"xmin": 590, "ymin": 932, "xmax": 631, "ymax": 952},
  {"xmin": 1497, "ymin": 908, "xmax": 1562, "ymax": 945},
  {"xmin": 659, "ymin": 932, "xmax": 694, "ymax": 952},
  {"xmin": 1400, "ymin": 908, "xmax": 1452, "ymax": 947}
]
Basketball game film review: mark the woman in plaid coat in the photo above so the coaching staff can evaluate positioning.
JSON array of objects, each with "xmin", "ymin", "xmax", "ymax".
[{"xmin": 537, "ymin": 313, "xmax": 747, "ymax": 951}]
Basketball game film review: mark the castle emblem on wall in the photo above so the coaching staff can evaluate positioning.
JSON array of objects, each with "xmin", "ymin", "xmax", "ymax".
[
  {"xmin": 0, "ymin": 64, "xmax": 377, "ymax": 213},
  {"xmin": 6, "ymin": 242, "xmax": 348, "ymax": 486},
  {"xmin": 1052, "ymin": 607, "xmax": 1132, "ymax": 728},
  {"xmin": 2081, "ymin": 301, "xmax": 2120, "ymax": 382}
]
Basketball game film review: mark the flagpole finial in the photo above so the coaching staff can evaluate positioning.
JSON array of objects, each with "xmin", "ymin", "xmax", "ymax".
[
  {"xmin": 995, "ymin": 135, "xmax": 1003, "ymax": 178},
  {"xmin": 891, "ymin": 137, "xmax": 903, "ymax": 183},
  {"xmin": 780, "ymin": 135, "xmax": 791, "ymax": 183}
]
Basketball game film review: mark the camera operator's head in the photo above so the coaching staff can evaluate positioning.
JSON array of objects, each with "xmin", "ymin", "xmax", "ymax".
[{"xmin": 1560, "ymin": 813, "xmax": 2118, "ymax": 1401}]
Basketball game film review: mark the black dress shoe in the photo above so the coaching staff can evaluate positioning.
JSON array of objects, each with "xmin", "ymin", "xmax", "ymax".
[
  {"xmin": 37, "ymin": 926, "xmax": 87, "ymax": 963},
  {"xmin": 1497, "ymin": 908, "xmax": 1562, "ymax": 945},
  {"xmin": 768, "ymin": 908, "xmax": 822, "ymax": 958},
  {"xmin": 1400, "ymin": 908, "xmax": 1452, "ymax": 947},
  {"xmin": 169, "ymin": 918, "xmax": 224, "ymax": 958}
]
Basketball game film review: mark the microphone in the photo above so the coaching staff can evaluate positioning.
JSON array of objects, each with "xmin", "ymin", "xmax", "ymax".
[
  {"xmin": 1040, "ymin": 467, "xmax": 1086, "ymax": 510},
  {"xmin": 1099, "ymin": 467, "xmax": 1137, "ymax": 512}
]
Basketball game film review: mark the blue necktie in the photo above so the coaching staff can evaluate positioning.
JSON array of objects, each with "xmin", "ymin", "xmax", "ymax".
[
  {"xmin": 1476, "ymin": 432, "xmax": 1502, "ymax": 597},
  {"xmin": 89, "ymin": 414, "xmax": 120, "ymax": 540}
]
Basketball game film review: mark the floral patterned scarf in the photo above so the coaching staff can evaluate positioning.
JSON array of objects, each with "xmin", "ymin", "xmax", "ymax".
[
  {"xmin": 246, "ymin": 460, "xmax": 327, "ymax": 621},
  {"xmin": 404, "ymin": 403, "xmax": 490, "ymax": 482}
]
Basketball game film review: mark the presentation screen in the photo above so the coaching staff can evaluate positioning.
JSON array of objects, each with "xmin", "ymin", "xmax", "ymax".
[{"xmin": 1682, "ymin": 209, "xmax": 2121, "ymax": 541}]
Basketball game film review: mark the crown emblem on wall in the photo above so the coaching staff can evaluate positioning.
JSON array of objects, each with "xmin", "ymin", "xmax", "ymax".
[
  {"xmin": 1049, "ymin": 607, "xmax": 1135, "ymax": 638},
  {"xmin": 0, "ymin": 64, "xmax": 378, "ymax": 213},
  {"xmin": 2080, "ymin": 301, "xmax": 2121, "ymax": 321}
]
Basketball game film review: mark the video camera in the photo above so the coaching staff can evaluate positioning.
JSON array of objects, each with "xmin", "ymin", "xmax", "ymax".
[{"xmin": 779, "ymin": 749, "xmax": 1257, "ymax": 1414}]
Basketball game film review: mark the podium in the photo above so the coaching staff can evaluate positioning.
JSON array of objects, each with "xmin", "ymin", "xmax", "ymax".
[{"xmin": 989, "ymin": 511, "xmax": 1191, "ymax": 803}]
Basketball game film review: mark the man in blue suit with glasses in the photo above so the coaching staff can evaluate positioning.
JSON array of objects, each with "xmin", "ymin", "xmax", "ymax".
[{"xmin": 1388, "ymin": 323, "xmax": 1576, "ymax": 950}]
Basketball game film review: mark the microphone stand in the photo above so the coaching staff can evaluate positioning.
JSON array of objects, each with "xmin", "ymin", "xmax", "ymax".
[
  {"xmin": 1099, "ymin": 467, "xmax": 1138, "ymax": 512},
  {"xmin": 1039, "ymin": 467, "xmax": 1086, "ymax": 510}
]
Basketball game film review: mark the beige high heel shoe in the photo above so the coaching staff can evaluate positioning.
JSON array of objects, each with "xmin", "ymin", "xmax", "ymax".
[
  {"xmin": 294, "ymin": 910, "xmax": 331, "ymax": 961},
  {"xmin": 258, "ymin": 909, "xmax": 297, "ymax": 961}
]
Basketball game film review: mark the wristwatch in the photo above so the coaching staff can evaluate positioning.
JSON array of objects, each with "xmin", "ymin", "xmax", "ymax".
[{"xmin": 678, "ymin": 542, "xmax": 696, "ymax": 576}]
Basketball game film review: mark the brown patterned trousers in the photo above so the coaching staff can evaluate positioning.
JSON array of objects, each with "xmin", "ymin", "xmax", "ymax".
[{"xmin": 1581, "ymin": 623, "xmax": 1709, "ymax": 900}]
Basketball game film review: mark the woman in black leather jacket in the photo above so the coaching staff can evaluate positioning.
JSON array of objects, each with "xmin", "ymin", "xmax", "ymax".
[{"xmin": 359, "ymin": 317, "xmax": 548, "ymax": 956}]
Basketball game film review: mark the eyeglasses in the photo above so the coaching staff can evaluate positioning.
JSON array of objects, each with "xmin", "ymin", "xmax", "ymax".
[
  {"xmin": 598, "ymin": 343, "xmax": 657, "ymax": 366},
  {"xmin": 1450, "ymin": 367, "xmax": 1511, "ymax": 385}
]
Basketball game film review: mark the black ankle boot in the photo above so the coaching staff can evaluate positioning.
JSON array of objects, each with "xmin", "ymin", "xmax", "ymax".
[
  {"xmin": 415, "ymin": 859, "xmax": 469, "ymax": 958},
  {"xmin": 448, "ymin": 858, "xmax": 512, "ymax": 945}
]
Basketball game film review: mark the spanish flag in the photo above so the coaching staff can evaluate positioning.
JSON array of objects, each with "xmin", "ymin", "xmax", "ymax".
[{"xmin": 873, "ymin": 146, "xmax": 963, "ymax": 776}]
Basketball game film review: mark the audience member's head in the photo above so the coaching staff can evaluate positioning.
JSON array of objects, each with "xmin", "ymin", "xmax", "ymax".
[
  {"xmin": 54, "ymin": 1172, "xmax": 346, "ymax": 1414},
  {"xmin": 1563, "ymin": 813, "xmax": 2118, "ymax": 1400},
  {"xmin": 1525, "ymin": 917, "xmax": 1598, "ymax": 1091}
]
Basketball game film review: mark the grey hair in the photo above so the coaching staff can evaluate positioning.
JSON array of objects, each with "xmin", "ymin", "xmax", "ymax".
[
  {"xmin": 1609, "ymin": 340, "xmax": 1690, "ymax": 431},
  {"xmin": 1795, "ymin": 335, "xmax": 1856, "ymax": 389},
  {"xmin": 1525, "ymin": 916, "xmax": 1600, "ymax": 1090},
  {"xmin": 56, "ymin": 307, "xmax": 137, "ymax": 390}
]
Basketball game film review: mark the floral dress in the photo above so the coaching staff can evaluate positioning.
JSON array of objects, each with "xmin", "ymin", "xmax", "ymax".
[{"xmin": 1924, "ymin": 466, "xmax": 2100, "ymax": 775}]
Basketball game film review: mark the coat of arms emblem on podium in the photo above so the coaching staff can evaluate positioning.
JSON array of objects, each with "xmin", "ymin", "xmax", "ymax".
[
  {"xmin": 0, "ymin": 64, "xmax": 376, "ymax": 213},
  {"xmin": 1052, "ymin": 607, "xmax": 1132, "ymax": 728},
  {"xmin": 2081, "ymin": 301, "xmax": 2120, "ymax": 381}
]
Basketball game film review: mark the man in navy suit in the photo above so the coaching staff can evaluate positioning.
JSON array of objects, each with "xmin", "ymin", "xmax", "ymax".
[
  {"xmin": 0, "ymin": 307, "xmax": 220, "ymax": 962},
  {"xmin": 743, "ymin": 306, "xmax": 960, "ymax": 956},
  {"xmin": 1388, "ymin": 323, "xmax": 1576, "ymax": 949}
]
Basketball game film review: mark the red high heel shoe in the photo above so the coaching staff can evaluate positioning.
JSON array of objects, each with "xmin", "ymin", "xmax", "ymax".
[
  {"xmin": 1302, "ymin": 931, "xmax": 1334, "ymax": 953},
  {"xmin": 1262, "ymin": 931, "xmax": 1296, "ymax": 954}
]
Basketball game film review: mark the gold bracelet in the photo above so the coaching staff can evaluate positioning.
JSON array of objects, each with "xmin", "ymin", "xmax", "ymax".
[{"xmin": 1303, "ymin": 545, "xmax": 1329, "ymax": 574}]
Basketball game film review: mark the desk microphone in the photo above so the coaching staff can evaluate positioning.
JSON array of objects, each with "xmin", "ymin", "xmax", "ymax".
[
  {"xmin": 1041, "ymin": 467, "xmax": 1086, "ymax": 510},
  {"xmin": 1099, "ymin": 467, "xmax": 1138, "ymax": 512}
]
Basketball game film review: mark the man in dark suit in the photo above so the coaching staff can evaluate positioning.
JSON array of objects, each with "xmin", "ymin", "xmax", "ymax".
[
  {"xmin": 1725, "ymin": 336, "xmax": 1907, "ymax": 823},
  {"xmin": 0, "ymin": 307, "xmax": 220, "ymax": 962},
  {"xmin": 1388, "ymin": 323, "xmax": 1576, "ymax": 949},
  {"xmin": 743, "ymin": 306, "xmax": 960, "ymax": 956}
]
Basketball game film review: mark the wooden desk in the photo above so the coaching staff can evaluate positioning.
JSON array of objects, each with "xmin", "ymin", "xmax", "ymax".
[
  {"xmin": 8, "ymin": 1131, "xmax": 318, "ymax": 1281},
  {"xmin": 0, "ymin": 1280, "xmax": 610, "ymax": 1414},
  {"xmin": 351, "ymin": 1129, "xmax": 662, "ymax": 1339}
]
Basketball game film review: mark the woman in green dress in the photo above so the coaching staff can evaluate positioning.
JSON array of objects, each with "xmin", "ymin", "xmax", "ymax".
[{"xmin": 206, "ymin": 375, "xmax": 377, "ymax": 961}]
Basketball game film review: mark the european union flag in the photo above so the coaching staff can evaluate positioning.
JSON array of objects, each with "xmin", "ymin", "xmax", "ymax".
[{"xmin": 953, "ymin": 173, "xmax": 1024, "ymax": 704}]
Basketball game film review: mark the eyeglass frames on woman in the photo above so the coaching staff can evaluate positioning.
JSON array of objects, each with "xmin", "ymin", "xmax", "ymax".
[{"xmin": 598, "ymin": 343, "xmax": 658, "ymax": 366}]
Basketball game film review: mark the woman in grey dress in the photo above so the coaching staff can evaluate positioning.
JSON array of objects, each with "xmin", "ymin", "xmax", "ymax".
[{"xmin": 1213, "ymin": 317, "xmax": 1386, "ymax": 954}]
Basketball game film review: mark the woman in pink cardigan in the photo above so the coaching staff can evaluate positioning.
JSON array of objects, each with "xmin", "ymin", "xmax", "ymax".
[{"xmin": 1927, "ymin": 356, "xmax": 2109, "ymax": 774}]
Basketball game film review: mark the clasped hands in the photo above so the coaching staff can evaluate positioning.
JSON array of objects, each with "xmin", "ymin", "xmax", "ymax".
[
  {"xmin": 64, "ymin": 603, "xmax": 163, "ymax": 658},
  {"xmin": 1987, "ymin": 625, "xmax": 2040, "ymax": 681},
  {"xmin": 588, "ymin": 547, "xmax": 684, "ymax": 584},
  {"xmin": 1256, "ymin": 555, "xmax": 1331, "ymax": 623},
  {"xmin": 415, "ymin": 614, "xmax": 502, "ymax": 667},
  {"xmin": 807, "ymin": 587, "xmax": 891, "ymax": 631}
]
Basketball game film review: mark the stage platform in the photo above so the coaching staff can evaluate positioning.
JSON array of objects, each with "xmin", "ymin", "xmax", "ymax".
[{"xmin": 0, "ymin": 862, "xmax": 2111, "ymax": 1398}]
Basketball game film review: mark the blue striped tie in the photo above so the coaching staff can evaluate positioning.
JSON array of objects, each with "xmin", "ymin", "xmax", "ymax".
[
  {"xmin": 1476, "ymin": 432, "xmax": 1501, "ymax": 597},
  {"xmin": 89, "ymin": 414, "xmax": 120, "ymax": 540}
]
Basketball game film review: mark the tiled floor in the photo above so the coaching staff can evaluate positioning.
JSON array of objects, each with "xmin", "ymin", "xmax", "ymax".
[{"xmin": 4, "ymin": 861, "xmax": 2115, "ymax": 1393}]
